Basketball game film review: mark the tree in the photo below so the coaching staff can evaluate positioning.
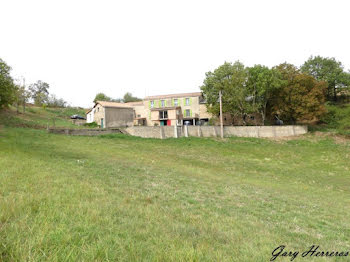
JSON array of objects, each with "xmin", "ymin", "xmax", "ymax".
[
  {"xmin": 123, "ymin": 92, "xmax": 142, "ymax": 103},
  {"xmin": 29, "ymin": 80, "xmax": 50, "ymax": 106},
  {"xmin": 272, "ymin": 63, "xmax": 327, "ymax": 123},
  {"xmin": 93, "ymin": 93, "xmax": 112, "ymax": 103},
  {"xmin": 301, "ymin": 56, "xmax": 350, "ymax": 102},
  {"xmin": 246, "ymin": 65, "xmax": 281, "ymax": 125},
  {"xmin": 47, "ymin": 94, "xmax": 67, "ymax": 108},
  {"xmin": 14, "ymin": 85, "xmax": 30, "ymax": 113},
  {"xmin": 201, "ymin": 61, "xmax": 252, "ymax": 125},
  {"xmin": 0, "ymin": 58, "xmax": 15, "ymax": 109}
]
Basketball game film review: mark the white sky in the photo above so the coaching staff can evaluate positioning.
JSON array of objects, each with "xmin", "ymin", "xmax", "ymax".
[{"xmin": 1, "ymin": 0, "xmax": 349, "ymax": 108}]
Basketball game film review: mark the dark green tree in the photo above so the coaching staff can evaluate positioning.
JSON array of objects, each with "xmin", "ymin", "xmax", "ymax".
[
  {"xmin": 200, "ymin": 61, "xmax": 252, "ymax": 125},
  {"xmin": 29, "ymin": 80, "xmax": 50, "ymax": 106},
  {"xmin": 246, "ymin": 65, "xmax": 282, "ymax": 124},
  {"xmin": 123, "ymin": 92, "xmax": 142, "ymax": 103},
  {"xmin": 93, "ymin": 93, "xmax": 112, "ymax": 103},
  {"xmin": 301, "ymin": 56, "xmax": 350, "ymax": 102},
  {"xmin": 0, "ymin": 59, "xmax": 15, "ymax": 109}
]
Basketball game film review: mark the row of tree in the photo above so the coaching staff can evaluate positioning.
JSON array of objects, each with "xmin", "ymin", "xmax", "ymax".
[
  {"xmin": 93, "ymin": 92, "xmax": 142, "ymax": 103},
  {"xmin": 201, "ymin": 56, "xmax": 350, "ymax": 125},
  {"xmin": 0, "ymin": 58, "xmax": 67, "ymax": 112}
]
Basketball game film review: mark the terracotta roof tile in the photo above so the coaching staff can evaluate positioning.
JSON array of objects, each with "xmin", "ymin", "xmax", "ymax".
[{"xmin": 95, "ymin": 101, "xmax": 133, "ymax": 108}]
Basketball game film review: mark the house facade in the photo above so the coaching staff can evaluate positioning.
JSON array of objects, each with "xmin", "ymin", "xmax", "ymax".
[
  {"xmin": 93, "ymin": 101, "xmax": 134, "ymax": 128},
  {"xmin": 143, "ymin": 92, "xmax": 210, "ymax": 126}
]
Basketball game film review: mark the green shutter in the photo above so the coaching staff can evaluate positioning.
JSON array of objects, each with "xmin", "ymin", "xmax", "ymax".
[
  {"xmin": 172, "ymin": 99, "xmax": 174, "ymax": 106},
  {"xmin": 183, "ymin": 98, "xmax": 186, "ymax": 106},
  {"xmin": 190, "ymin": 109, "xmax": 192, "ymax": 117},
  {"xmin": 165, "ymin": 100, "xmax": 167, "ymax": 107},
  {"xmin": 158, "ymin": 100, "xmax": 161, "ymax": 107},
  {"xmin": 189, "ymin": 97, "xmax": 192, "ymax": 105}
]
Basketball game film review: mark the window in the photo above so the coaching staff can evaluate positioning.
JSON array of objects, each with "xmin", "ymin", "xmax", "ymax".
[
  {"xmin": 174, "ymin": 99, "xmax": 178, "ymax": 106},
  {"xmin": 159, "ymin": 110, "xmax": 168, "ymax": 119},
  {"xmin": 185, "ymin": 109, "xmax": 190, "ymax": 117},
  {"xmin": 185, "ymin": 98, "xmax": 190, "ymax": 106},
  {"xmin": 161, "ymin": 100, "xmax": 165, "ymax": 107},
  {"xmin": 176, "ymin": 109, "xmax": 180, "ymax": 115},
  {"xmin": 150, "ymin": 101, "xmax": 154, "ymax": 108}
]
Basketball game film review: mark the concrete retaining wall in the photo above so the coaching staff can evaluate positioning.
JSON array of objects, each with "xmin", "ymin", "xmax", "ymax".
[
  {"xmin": 125, "ymin": 125, "xmax": 307, "ymax": 139},
  {"xmin": 48, "ymin": 128, "xmax": 123, "ymax": 136},
  {"xmin": 48, "ymin": 125, "xmax": 307, "ymax": 139}
]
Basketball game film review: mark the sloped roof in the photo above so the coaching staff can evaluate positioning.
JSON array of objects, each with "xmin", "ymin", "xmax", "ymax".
[
  {"xmin": 125, "ymin": 101, "xmax": 144, "ymax": 106},
  {"xmin": 144, "ymin": 92, "xmax": 202, "ymax": 100},
  {"xmin": 95, "ymin": 101, "xmax": 133, "ymax": 109}
]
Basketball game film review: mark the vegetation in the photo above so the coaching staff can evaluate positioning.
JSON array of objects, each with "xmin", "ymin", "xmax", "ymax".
[
  {"xmin": 0, "ymin": 105, "xmax": 86, "ymax": 129},
  {"xmin": 0, "ymin": 58, "xmax": 15, "ymax": 109},
  {"xmin": 93, "ymin": 92, "xmax": 142, "ymax": 104},
  {"xmin": 201, "ymin": 56, "xmax": 350, "ymax": 125},
  {"xmin": 301, "ymin": 56, "xmax": 350, "ymax": 102},
  {"xmin": 1, "ymin": 118, "xmax": 350, "ymax": 261},
  {"xmin": 271, "ymin": 63, "xmax": 327, "ymax": 123}
]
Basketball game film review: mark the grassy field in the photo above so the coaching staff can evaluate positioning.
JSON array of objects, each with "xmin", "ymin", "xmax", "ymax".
[{"xmin": 0, "ymin": 108, "xmax": 350, "ymax": 261}]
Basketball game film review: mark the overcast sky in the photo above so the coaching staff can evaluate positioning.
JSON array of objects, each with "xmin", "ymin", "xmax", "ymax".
[{"xmin": 1, "ymin": 0, "xmax": 349, "ymax": 108}]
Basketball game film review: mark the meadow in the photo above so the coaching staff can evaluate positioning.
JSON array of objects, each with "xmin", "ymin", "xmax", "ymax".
[{"xmin": 0, "ymin": 107, "xmax": 350, "ymax": 261}]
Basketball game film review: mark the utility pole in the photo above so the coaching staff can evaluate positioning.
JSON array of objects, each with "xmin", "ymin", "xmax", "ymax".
[{"xmin": 219, "ymin": 90, "xmax": 223, "ymax": 139}]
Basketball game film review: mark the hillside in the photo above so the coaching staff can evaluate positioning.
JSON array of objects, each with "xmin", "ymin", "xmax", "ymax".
[{"xmin": 0, "ymin": 105, "xmax": 86, "ymax": 129}]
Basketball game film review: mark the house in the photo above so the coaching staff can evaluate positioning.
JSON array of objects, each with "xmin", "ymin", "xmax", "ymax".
[
  {"xmin": 143, "ymin": 92, "xmax": 210, "ymax": 126},
  {"xmin": 86, "ymin": 108, "xmax": 94, "ymax": 123},
  {"xmin": 92, "ymin": 101, "xmax": 134, "ymax": 128}
]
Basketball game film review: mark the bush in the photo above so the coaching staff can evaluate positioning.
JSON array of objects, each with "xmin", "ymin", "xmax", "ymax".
[{"xmin": 83, "ymin": 122, "xmax": 98, "ymax": 128}]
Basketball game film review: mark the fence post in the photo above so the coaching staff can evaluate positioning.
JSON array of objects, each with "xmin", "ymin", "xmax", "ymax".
[
  {"xmin": 160, "ymin": 126, "xmax": 165, "ymax": 139},
  {"xmin": 184, "ymin": 125, "xmax": 188, "ymax": 137},
  {"xmin": 174, "ymin": 124, "xmax": 178, "ymax": 138}
]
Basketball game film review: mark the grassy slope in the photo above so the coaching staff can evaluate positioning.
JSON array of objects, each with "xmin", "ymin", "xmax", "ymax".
[
  {"xmin": 311, "ymin": 103, "xmax": 350, "ymax": 136},
  {"xmin": 0, "ymin": 112, "xmax": 350, "ymax": 261},
  {"xmin": 0, "ymin": 106, "xmax": 86, "ymax": 129}
]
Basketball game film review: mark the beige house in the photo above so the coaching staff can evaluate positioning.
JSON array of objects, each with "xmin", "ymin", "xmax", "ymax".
[
  {"xmin": 143, "ymin": 92, "xmax": 210, "ymax": 126},
  {"xmin": 93, "ymin": 101, "xmax": 134, "ymax": 128}
]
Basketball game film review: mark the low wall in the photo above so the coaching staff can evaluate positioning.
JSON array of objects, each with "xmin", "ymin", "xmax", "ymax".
[
  {"xmin": 48, "ymin": 128, "xmax": 123, "ymax": 136},
  {"xmin": 48, "ymin": 125, "xmax": 307, "ymax": 139},
  {"xmin": 124, "ymin": 125, "xmax": 308, "ymax": 139}
]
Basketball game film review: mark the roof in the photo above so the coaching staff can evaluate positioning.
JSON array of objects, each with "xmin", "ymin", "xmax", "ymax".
[
  {"xmin": 125, "ymin": 101, "xmax": 144, "ymax": 106},
  {"xmin": 95, "ymin": 101, "xmax": 133, "ymax": 109},
  {"xmin": 86, "ymin": 108, "xmax": 93, "ymax": 114},
  {"xmin": 144, "ymin": 92, "xmax": 202, "ymax": 100}
]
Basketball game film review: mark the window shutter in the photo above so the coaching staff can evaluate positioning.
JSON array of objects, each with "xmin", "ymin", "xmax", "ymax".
[
  {"xmin": 172, "ymin": 99, "xmax": 174, "ymax": 106},
  {"xmin": 190, "ymin": 109, "xmax": 192, "ymax": 117},
  {"xmin": 158, "ymin": 100, "xmax": 161, "ymax": 108},
  {"xmin": 189, "ymin": 97, "xmax": 192, "ymax": 105},
  {"xmin": 183, "ymin": 98, "xmax": 186, "ymax": 106},
  {"xmin": 165, "ymin": 100, "xmax": 167, "ymax": 107},
  {"xmin": 148, "ymin": 101, "xmax": 151, "ymax": 109}
]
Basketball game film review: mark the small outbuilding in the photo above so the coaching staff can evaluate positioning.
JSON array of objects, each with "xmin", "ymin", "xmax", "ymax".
[{"xmin": 92, "ymin": 101, "xmax": 134, "ymax": 128}]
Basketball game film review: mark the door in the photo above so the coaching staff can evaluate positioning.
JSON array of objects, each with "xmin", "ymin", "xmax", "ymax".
[
  {"xmin": 167, "ymin": 120, "xmax": 171, "ymax": 126},
  {"xmin": 101, "ymin": 118, "xmax": 104, "ymax": 128},
  {"xmin": 160, "ymin": 120, "xmax": 164, "ymax": 126}
]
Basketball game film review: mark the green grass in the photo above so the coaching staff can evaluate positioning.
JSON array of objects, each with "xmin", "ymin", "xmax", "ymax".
[
  {"xmin": 1, "ymin": 121, "xmax": 350, "ymax": 261},
  {"xmin": 310, "ymin": 103, "xmax": 350, "ymax": 136},
  {"xmin": 0, "ymin": 106, "xmax": 86, "ymax": 129}
]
